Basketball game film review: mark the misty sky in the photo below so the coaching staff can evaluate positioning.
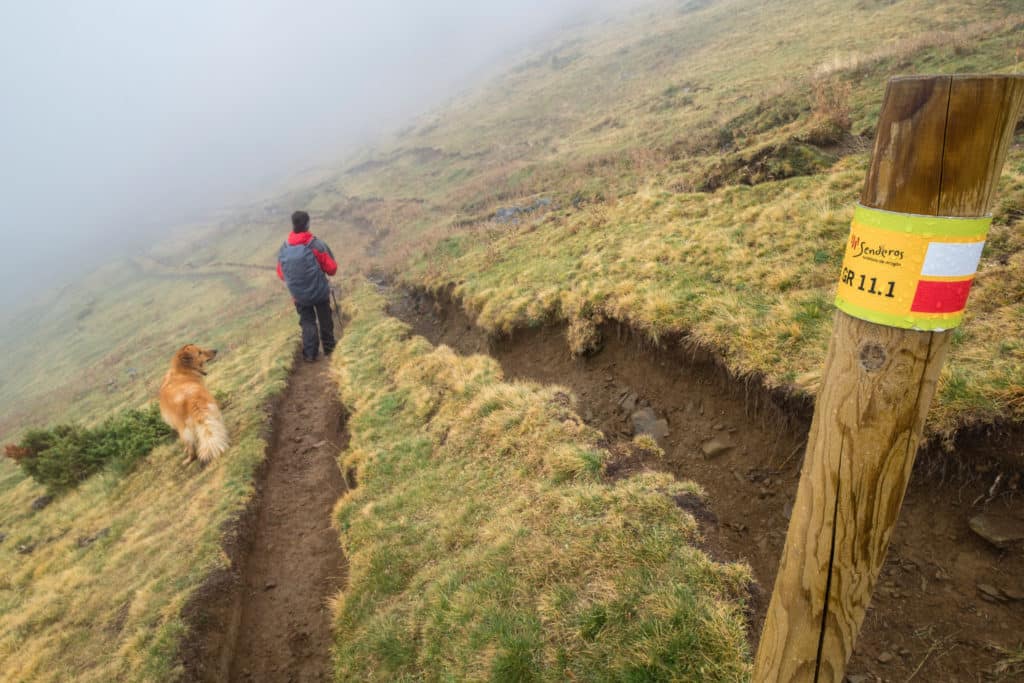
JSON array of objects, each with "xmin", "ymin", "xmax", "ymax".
[{"xmin": 0, "ymin": 0, "xmax": 636, "ymax": 312}]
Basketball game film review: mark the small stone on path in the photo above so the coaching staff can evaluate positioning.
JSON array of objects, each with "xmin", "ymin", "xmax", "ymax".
[
  {"xmin": 701, "ymin": 439, "xmax": 733, "ymax": 459},
  {"xmin": 968, "ymin": 513, "xmax": 1024, "ymax": 549},
  {"xmin": 977, "ymin": 583, "xmax": 1005, "ymax": 602},
  {"xmin": 1002, "ymin": 586, "xmax": 1024, "ymax": 601},
  {"xmin": 631, "ymin": 408, "xmax": 669, "ymax": 449},
  {"xmin": 877, "ymin": 651, "xmax": 894, "ymax": 664}
]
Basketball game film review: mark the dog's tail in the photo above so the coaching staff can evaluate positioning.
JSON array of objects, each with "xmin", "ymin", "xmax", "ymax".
[{"xmin": 192, "ymin": 401, "xmax": 229, "ymax": 463}]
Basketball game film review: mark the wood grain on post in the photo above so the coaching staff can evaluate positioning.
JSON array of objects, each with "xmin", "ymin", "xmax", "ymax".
[{"xmin": 753, "ymin": 75, "xmax": 1024, "ymax": 683}]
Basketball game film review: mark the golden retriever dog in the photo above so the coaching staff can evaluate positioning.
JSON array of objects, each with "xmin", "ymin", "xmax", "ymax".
[{"xmin": 159, "ymin": 344, "xmax": 229, "ymax": 465}]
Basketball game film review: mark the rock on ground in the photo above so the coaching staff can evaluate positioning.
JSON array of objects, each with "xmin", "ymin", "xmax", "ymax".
[
  {"xmin": 701, "ymin": 438, "xmax": 733, "ymax": 459},
  {"xmin": 969, "ymin": 513, "xmax": 1024, "ymax": 549},
  {"xmin": 630, "ymin": 407, "xmax": 669, "ymax": 449}
]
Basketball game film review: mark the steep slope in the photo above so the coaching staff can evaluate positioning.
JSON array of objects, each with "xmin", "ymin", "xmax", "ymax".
[
  {"xmin": 0, "ymin": 318, "xmax": 295, "ymax": 680},
  {"xmin": 5, "ymin": 0, "xmax": 1022, "ymax": 444},
  {"xmin": 328, "ymin": 0, "xmax": 1024, "ymax": 443},
  {"xmin": 2, "ymin": 0, "xmax": 1024, "ymax": 680}
]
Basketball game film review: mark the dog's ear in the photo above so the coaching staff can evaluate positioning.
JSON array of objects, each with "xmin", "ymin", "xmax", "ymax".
[{"xmin": 177, "ymin": 346, "xmax": 195, "ymax": 367}]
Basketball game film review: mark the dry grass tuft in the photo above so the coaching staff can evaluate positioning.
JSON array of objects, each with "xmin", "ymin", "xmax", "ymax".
[
  {"xmin": 566, "ymin": 315, "xmax": 602, "ymax": 356},
  {"xmin": 805, "ymin": 77, "xmax": 852, "ymax": 146}
]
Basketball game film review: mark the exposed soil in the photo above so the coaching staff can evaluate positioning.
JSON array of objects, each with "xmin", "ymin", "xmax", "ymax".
[
  {"xmin": 390, "ymin": 286, "xmax": 1024, "ymax": 683},
  {"xmin": 180, "ymin": 349, "xmax": 348, "ymax": 682},
  {"xmin": 228, "ymin": 356, "xmax": 348, "ymax": 682}
]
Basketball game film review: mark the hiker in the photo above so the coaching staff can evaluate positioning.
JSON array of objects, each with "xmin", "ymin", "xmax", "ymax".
[{"xmin": 276, "ymin": 210, "xmax": 338, "ymax": 362}]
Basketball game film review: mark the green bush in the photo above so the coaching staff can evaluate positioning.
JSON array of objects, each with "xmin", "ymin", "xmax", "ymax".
[{"xmin": 5, "ymin": 405, "xmax": 173, "ymax": 492}]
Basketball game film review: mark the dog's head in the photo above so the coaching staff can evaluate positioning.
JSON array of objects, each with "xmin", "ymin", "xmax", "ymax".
[{"xmin": 172, "ymin": 344, "xmax": 218, "ymax": 375}]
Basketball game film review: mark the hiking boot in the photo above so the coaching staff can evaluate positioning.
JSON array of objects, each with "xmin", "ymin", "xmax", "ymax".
[{"xmin": 303, "ymin": 355, "xmax": 317, "ymax": 363}]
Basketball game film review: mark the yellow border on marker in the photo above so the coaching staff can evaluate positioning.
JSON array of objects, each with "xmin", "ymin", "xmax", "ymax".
[
  {"xmin": 853, "ymin": 204, "xmax": 991, "ymax": 239},
  {"xmin": 918, "ymin": 274, "xmax": 977, "ymax": 284},
  {"xmin": 834, "ymin": 295, "xmax": 963, "ymax": 331}
]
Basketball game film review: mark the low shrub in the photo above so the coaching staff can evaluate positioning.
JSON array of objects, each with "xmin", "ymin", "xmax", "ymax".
[
  {"xmin": 4, "ymin": 405, "xmax": 173, "ymax": 492},
  {"xmin": 804, "ymin": 77, "xmax": 852, "ymax": 146}
]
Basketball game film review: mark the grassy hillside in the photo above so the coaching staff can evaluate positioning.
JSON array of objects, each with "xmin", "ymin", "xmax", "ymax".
[
  {"xmin": 0, "ymin": 315, "xmax": 294, "ymax": 680},
  {"xmin": 0, "ymin": 165, "xmax": 346, "ymax": 679},
  {"xmin": 331, "ymin": 284, "xmax": 752, "ymax": 680},
  {"xmin": 0, "ymin": 232, "xmax": 279, "ymax": 440},
  {"xmin": 1, "ymin": 0, "xmax": 1023, "ymax": 679},
  {"xmin": 0, "ymin": 208, "xmax": 302, "ymax": 677},
  {"xmin": 4, "ymin": 2, "xmax": 1022, "ymax": 443},
  {"xmin": 335, "ymin": 0, "xmax": 1024, "ymax": 440}
]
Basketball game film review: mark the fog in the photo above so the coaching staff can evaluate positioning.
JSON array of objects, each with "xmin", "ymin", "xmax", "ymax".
[{"xmin": 0, "ymin": 0, "xmax": 640, "ymax": 314}]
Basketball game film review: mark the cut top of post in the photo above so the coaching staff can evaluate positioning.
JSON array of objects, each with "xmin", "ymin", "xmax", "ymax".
[{"xmin": 861, "ymin": 74, "xmax": 1024, "ymax": 218}]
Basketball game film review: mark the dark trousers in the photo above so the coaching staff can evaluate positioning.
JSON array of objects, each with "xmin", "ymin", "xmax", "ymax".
[{"xmin": 296, "ymin": 299, "xmax": 336, "ymax": 360}]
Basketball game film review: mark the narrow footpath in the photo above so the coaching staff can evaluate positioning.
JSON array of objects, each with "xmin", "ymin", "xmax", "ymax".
[{"xmin": 228, "ymin": 354, "xmax": 348, "ymax": 682}]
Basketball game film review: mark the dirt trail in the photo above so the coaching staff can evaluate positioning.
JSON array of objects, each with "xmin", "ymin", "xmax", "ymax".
[
  {"xmin": 390, "ymin": 287, "xmax": 1024, "ymax": 682},
  {"xmin": 226, "ymin": 355, "xmax": 348, "ymax": 682}
]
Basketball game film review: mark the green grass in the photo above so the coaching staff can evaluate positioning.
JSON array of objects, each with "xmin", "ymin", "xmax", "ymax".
[
  {"xmin": 7, "ymin": 405, "xmax": 174, "ymax": 493},
  {"xmin": 330, "ymin": 284, "xmax": 753, "ymax": 680},
  {"xmin": 6, "ymin": 5, "xmax": 1018, "ymax": 444},
  {"xmin": 348, "ymin": 0, "xmax": 1024, "ymax": 442},
  {"xmin": 401, "ymin": 143, "xmax": 1024, "ymax": 441},
  {"xmin": 2, "ymin": 0, "xmax": 1024, "ymax": 677},
  {"xmin": 0, "ymin": 305, "xmax": 295, "ymax": 680}
]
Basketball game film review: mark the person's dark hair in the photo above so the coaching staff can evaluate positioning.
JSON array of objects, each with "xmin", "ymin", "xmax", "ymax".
[{"xmin": 291, "ymin": 210, "xmax": 310, "ymax": 232}]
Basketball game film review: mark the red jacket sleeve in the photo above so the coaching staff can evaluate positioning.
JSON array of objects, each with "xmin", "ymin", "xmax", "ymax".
[
  {"xmin": 312, "ymin": 248, "xmax": 338, "ymax": 276},
  {"xmin": 276, "ymin": 260, "xmax": 284, "ymax": 281}
]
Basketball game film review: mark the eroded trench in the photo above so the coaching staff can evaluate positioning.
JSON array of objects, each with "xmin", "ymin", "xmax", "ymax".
[
  {"xmin": 179, "ymin": 347, "xmax": 349, "ymax": 683},
  {"xmin": 388, "ymin": 285, "xmax": 1024, "ymax": 682}
]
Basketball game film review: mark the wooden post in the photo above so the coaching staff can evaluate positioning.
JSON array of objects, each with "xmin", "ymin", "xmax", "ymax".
[{"xmin": 753, "ymin": 75, "xmax": 1024, "ymax": 682}]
